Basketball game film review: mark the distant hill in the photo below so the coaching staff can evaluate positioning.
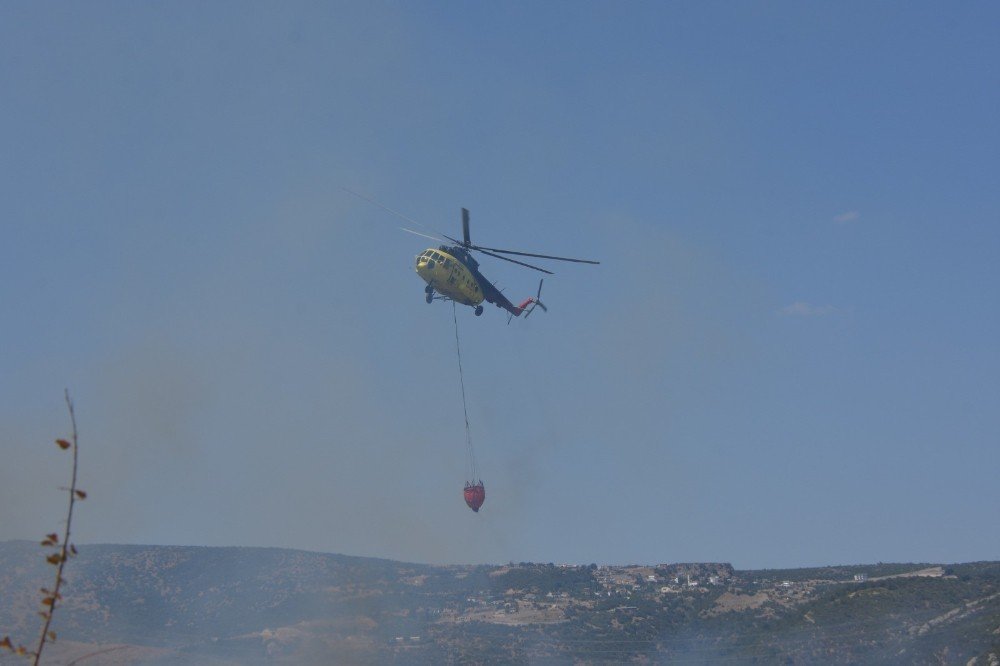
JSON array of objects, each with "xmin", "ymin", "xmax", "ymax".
[{"xmin": 1, "ymin": 541, "xmax": 997, "ymax": 664}]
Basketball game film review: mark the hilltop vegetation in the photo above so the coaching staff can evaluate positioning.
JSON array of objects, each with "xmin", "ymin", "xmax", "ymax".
[{"xmin": 1, "ymin": 542, "xmax": 997, "ymax": 664}]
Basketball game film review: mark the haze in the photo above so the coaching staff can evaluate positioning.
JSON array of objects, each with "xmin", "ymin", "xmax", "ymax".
[{"xmin": 1, "ymin": 2, "xmax": 997, "ymax": 569}]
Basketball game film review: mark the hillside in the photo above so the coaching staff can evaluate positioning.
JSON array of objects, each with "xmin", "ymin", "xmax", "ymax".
[{"xmin": 1, "ymin": 542, "xmax": 998, "ymax": 664}]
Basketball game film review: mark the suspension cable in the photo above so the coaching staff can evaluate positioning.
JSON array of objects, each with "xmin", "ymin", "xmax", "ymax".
[{"xmin": 452, "ymin": 302, "xmax": 478, "ymax": 481}]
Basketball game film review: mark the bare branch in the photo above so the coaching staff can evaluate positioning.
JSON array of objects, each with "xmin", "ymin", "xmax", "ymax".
[{"xmin": 33, "ymin": 389, "xmax": 82, "ymax": 666}]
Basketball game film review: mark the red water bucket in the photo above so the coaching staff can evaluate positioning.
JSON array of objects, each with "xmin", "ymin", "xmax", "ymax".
[{"xmin": 463, "ymin": 481, "xmax": 485, "ymax": 512}]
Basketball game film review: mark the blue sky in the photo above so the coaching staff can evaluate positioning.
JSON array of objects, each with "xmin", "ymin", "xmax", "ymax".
[{"xmin": 2, "ymin": 2, "xmax": 997, "ymax": 569}]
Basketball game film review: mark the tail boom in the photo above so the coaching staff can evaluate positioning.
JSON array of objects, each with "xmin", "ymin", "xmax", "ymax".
[{"xmin": 480, "ymin": 278, "xmax": 547, "ymax": 319}]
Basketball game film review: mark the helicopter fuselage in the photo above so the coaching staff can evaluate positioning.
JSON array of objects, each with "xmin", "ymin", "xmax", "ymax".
[{"xmin": 416, "ymin": 247, "xmax": 484, "ymax": 306}]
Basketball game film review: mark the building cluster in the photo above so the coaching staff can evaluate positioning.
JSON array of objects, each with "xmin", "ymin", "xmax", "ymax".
[
  {"xmin": 588, "ymin": 564, "xmax": 735, "ymax": 598},
  {"xmin": 423, "ymin": 562, "xmax": 884, "ymax": 630}
]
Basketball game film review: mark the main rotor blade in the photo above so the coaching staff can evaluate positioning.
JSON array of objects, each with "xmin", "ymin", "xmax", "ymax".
[
  {"xmin": 474, "ymin": 248, "xmax": 554, "ymax": 274},
  {"xmin": 470, "ymin": 245, "xmax": 600, "ymax": 265},
  {"xmin": 399, "ymin": 227, "xmax": 447, "ymax": 243},
  {"xmin": 341, "ymin": 187, "xmax": 438, "ymax": 233},
  {"xmin": 462, "ymin": 208, "xmax": 471, "ymax": 246}
]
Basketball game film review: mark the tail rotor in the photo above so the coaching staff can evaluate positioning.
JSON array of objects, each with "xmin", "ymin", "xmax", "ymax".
[{"xmin": 523, "ymin": 279, "xmax": 547, "ymax": 319}]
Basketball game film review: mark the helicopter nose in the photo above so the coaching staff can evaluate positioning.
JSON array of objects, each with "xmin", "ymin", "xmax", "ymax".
[{"xmin": 415, "ymin": 257, "xmax": 434, "ymax": 280}]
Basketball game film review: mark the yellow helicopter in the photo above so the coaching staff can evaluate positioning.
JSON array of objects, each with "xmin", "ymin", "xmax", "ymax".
[
  {"xmin": 346, "ymin": 190, "xmax": 599, "ymax": 319},
  {"xmin": 413, "ymin": 208, "xmax": 600, "ymax": 318}
]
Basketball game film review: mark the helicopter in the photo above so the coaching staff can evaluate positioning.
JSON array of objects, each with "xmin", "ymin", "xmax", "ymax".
[
  {"xmin": 346, "ymin": 190, "xmax": 599, "ymax": 318},
  {"xmin": 414, "ymin": 208, "xmax": 599, "ymax": 318}
]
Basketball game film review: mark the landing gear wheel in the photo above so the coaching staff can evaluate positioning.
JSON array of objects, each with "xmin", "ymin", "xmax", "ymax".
[
  {"xmin": 474, "ymin": 305, "xmax": 484, "ymax": 316},
  {"xmin": 425, "ymin": 291, "xmax": 434, "ymax": 304},
  {"xmin": 424, "ymin": 284, "xmax": 434, "ymax": 294}
]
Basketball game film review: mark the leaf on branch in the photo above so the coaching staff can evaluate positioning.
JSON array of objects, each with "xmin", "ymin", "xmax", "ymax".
[
  {"xmin": 37, "ymin": 611, "xmax": 50, "ymax": 620},
  {"xmin": 46, "ymin": 554, "xmax": 61, "ymax": 565},
  {"xmin": 75, "ymin": 490, "xmax": 87, "ymax": 499},
  {"xmin": 47, "ymin": 631, "xmax": 56, "ymax": 641},
  {"xmin": 41, "ymin": 539, "xmax": 55, "ymax": 547},
  {"xmin": 16, "ymin": 645, "xmax": 27, "ymax": 655},
  {"xmin": 0, "ymin": 636, "xmax": 11, "ymax": 649},
  {"xmin": 41, "ymin": 597, "xmax": 55, "ymax": 607},
  {"xmin": 70, "ymin": 544, "xmax": 78, "ymax": 555},
  {"xmin": 56, "ymin": 439, "xmax": 71, "ymax": 450}
]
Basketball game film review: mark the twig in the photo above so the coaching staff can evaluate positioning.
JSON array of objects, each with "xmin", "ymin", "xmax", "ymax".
[{"xmin": 33, "ymin": 389, "xmax": 83, "ymax": 665}]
